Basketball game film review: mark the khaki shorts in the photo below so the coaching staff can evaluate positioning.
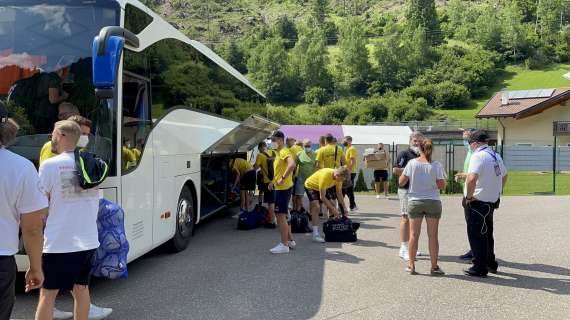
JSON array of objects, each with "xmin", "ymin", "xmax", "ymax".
[
  {"xmin": 398, "ymin": 188, "xmax": 409, "ymax": 215},
  {"xmin": 407, "ymin": 199, "xmax": 442, "ymax": 219}
]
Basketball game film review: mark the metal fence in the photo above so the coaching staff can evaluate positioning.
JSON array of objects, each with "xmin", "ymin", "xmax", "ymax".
[{"xmin": 371, "ymin": 119, "xmax": 497, "ymax": 132}]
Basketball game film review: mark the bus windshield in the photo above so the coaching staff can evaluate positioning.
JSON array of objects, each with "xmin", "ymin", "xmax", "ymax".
[{"xmin": 0, "ymin": 0, "xmax": 119, "ymax": 174}]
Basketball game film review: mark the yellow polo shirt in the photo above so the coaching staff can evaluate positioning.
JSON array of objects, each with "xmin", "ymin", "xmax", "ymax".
[
  {"xmin": 305, "ymin": 168, "xmax": 342, "ymax": 191},
  {"xmin": 345, "ymin": 146, "xmax": 358, "ymax": 173},
  {"xmin": 316, "ymin": 144, "xmax": 344, "ymax": 169},
  {"xmin": 273, "ymin": 147, "xmax": 294, "ymax": 190}
]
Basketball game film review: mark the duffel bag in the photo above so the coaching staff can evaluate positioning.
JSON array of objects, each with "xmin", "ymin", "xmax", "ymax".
[
  {"xmin": 237, "ymin": 210, "xmax": 264, "ymax": 230},
  {"xmin": 323, "ymin": 218, "xmax": 360, "ymax": 242},
  {"xmin": 290, "ymin": 210, "xmax": 312, "ymax": 233}
]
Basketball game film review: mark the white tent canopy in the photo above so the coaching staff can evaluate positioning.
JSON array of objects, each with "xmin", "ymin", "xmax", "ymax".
[{"xmin": 342, "ymin": 125, "xmax": 412, "ymax": 145}]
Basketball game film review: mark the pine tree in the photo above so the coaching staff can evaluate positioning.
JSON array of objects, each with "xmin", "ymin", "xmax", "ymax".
[
  {"xmin": 219, "ymin": 40, "xmax": 247, "ymax": 74},
  {"xmin": 405, "ymin": 0, "xmax": 442, "ymax": 45},
  {"xmin": 310, "ymin": 0, "xmax": 329, "ymax": 25}
]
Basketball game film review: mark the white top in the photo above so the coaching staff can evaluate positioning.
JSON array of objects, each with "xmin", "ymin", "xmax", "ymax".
[
  {"xmin": 465, "ymin": 145, "xmax": 507, "ymax": 203},
  {"xmin": 0, "ymin": 148, "xmax": 48, "ymax": 256},
  {"xmin": 39, "ymin": 151, "xmax": 100, "ymax": 253},
  {"xmin": 403, "ymin": 159, "xmax": 446, "ymax": 201}
]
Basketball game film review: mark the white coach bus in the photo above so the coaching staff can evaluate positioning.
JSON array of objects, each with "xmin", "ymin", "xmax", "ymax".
[{"xmin": 0, "ymin": 0, "xmax": 277, "ymax": 270}]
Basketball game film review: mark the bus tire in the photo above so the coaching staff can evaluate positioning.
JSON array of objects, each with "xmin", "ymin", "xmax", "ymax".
[{"xmin": 169, "ymin": 186, "xmax": 196, "ymax": 252}]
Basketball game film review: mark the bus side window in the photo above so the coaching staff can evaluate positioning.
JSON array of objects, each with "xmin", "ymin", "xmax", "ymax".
[{"xmin": 121, "ymin": 72, "xmax": 150, "ymax": 174}]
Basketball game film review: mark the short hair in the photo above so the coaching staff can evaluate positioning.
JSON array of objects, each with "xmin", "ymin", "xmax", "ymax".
[
  {"xmin": 295, "ymin": 140, "xmax": 303, "ymax": 146},
  {"xmin": 258, "ymin": 141, "xmax": 267, "ymax": 150},
  {"xmin": 0, "ymin": 118, "xmax": 19, "ymax": 147},
  {"xmin": 319, "ymin": 136, "xmax": 326, "ymax": 144},
  {"xmin": 344, "ymin": 136, "xmax": 352, "ymax": 143},
  {"xmin": 325, "ymin": 133, "xmax": 334, "ymax": 144},
  {"xmin": 286, "ymin": 137, "xmax": 296, "ymax": 144},
  {"xmin": 54, "ymin": 120, "xmax": 81, "ymax": 145},
  {"xmin": 58, "ymin": 102, "xmax": 79, "ymax": 118},
  {"xmin": 302, "ymin": 138, "xmax": 312, "ymax": 146},
  {"xmin": 334, "ymin": 167, "xmax": 350, "ymax": 179},
  {"xmin": 67, "ymin": 115, "xmax": 92, "ymax": 129},
  {"xmin": 410, "ymin": 131, "xmax": 424, "ymax": 141}
]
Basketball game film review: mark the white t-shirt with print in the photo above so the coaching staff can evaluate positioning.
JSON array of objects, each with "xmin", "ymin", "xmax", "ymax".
[
  {"xmin": 0, "ymin": 148, "xmax": 49, "ymax": 256},
  {"xmin": 465, "ymin": 145, "xmax": 507, "ymax": 203},
  {"xmin": 39, "ymin": 151, "xmax": 100, "ymax": 253},
  {"xmin": 403, "ymin": 159, "xmax": 447, "ymax": 201}
]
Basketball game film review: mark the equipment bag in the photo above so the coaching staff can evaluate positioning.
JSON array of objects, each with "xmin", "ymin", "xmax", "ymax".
[
  {"xmin": 237, "ymin": 209, "xmax": 265, "ymax": 230},
  {"xmin": 91, "ymin": 198, "xmax": 129, "ymax": 279},
  {"xmin": 74, "ymin": 148, "xmax": 109, "ymax": 189},
  {"xmin": 251, "ymin": 204, "xmax": 271, "ymax": 225},
  {"xmin": 323, "ymin": 218, "xmax": 360, "ymax": 242},
  {"xmin": 290, "ymin": 210, "xmax": 312, "ymax": 233}
]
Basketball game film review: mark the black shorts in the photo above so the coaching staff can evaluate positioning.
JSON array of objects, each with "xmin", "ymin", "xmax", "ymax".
[
  {"xmin": 374, "ymin": 170, "xmax": 389, "ymax": 182},
  {"xmin": 305, "ymin": 188, "xmax": 330, "ymax": 203},
  {"xmin": 240, "ymin": 170, "xmax": 256, "ymax": 191},
  {"xmin": 260, "ymin": 183, "xmax": 276, "ymax": 204},
  {"xmin": 275, "ymin": 188, "xmax": 292, "ymax": 215},
  {"xmin": 326, "ymin": 187, "xmax": 337, "ymax": 200},
  {"xmin": 0, "ymin": 256, "xmax": 16, "ymax": 320},
  {"xmin": 43, "ymin": 249, "xmax": 96, "ymax": 290}
]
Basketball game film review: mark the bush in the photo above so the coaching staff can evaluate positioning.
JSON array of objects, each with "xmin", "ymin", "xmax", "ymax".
[
  {"xmin": 304, "ymin": 86, "xmax": 330, "ymax": 105},
  {"xmin": 433, "ymin": 81, "xmax": 470, "ymax": 109},
  {"xmin": 445, "ymin": 170, "xmax": 463, "ymax": 194},
  {"xmin": 354, "ymin": 169, "xmax": 368, "ymax": 192},
  {"xmin": 389, "ymin": 173, "xmax": 399, "ymax": 194}
]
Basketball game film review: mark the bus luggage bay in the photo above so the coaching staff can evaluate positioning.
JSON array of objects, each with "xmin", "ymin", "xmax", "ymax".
[{"xmin": 0, "ymin": 0, "xmax": 277, "ymax": 271}]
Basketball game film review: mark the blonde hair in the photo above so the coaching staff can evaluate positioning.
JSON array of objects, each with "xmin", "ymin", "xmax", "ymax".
[
  {"xmin": 334, "ymin": 167, "xmax": 350, "ymax": 179},
  {"xmin": 420, "ymin": 138, "xmax": 434, "ymax": 163},
  {"xmin": 54, "ymin": 120, "xmax": 81, "ymax": 145}
]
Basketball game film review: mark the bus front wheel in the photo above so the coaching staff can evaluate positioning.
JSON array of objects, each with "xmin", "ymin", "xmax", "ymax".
[{"xmin": 170, "ymin": 186, "xmax": 196, "ymax": 252}]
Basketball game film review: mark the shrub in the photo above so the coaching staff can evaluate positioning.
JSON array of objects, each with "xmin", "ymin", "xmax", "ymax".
[
  {"xmin": 304, "ymin": 86, "xmax": 330, "ymax": 106},
  {"xmin": 354, "ymin": 169, "xmax": 368, "ymax": 192},
  {"xmin": 433, "ymin": 81, "xmax": 470, "ymax": 109}
]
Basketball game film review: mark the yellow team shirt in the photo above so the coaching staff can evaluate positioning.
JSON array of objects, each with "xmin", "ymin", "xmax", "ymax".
[
  {"xmin": 39, "ymin": 141, "xmax": 56, "ymax": 165},
  {"xmin": 289, "ymin": 145, "xmax": 303, "ymax": 157},
  {"xmin": 316, "ymin": 144, "xmax": 344, "ymax": 169},
  {"xmin": 255, "ymin": 150, "xmax": 276, "ymax": 184},
  {"xmin": 231, "ymin": 158, "xmax": 253, "ymax": 175},
  {"xmin": 345, "ymin": 146, "xmax": 358, "ymax": 173},
  {"xmin": 305, "ymin": 168, "xmax": 342, "ymax": 191},
  {"xmin": 273, "ymin": 147, "xmax": 294, "ymax": 190}
]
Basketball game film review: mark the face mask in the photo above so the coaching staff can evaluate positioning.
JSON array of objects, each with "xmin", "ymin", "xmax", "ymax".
[
  {"xmin": 342, "ymin": 142, "xmax": 348, "ymax": 147},
  {"xmin": 411, "ymin": 146, "xmax": 420, "ymax": 154},
  {"xmin": 77, "ymin": 135, "xmax": 89, "ymax": 148},
  {"xmin": 463, "ymin": 140, "xmax": 470, "ymax": 150}
]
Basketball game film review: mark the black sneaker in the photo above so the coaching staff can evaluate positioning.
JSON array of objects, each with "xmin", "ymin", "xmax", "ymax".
[
  {"xmin": 459, "ymin": 250, "xmax": 473, "ymax": 260},
  {"xmin": 464, "ymin": 267, "xmax": 487, "ymax": 278}
]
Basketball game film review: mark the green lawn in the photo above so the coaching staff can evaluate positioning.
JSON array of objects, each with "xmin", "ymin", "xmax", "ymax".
[
  {"xmin": 357, "ymin": 171, "xmax": 570, "ymax": 196},
  {"xmin": 438, "ymin": 63, "xmax": 570, "ymax": 120}
]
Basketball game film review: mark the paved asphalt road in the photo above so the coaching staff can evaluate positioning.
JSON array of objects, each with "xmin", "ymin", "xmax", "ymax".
[{"xmin": 11, "ymin": 196, "xmax": 570, "ymax": 320}]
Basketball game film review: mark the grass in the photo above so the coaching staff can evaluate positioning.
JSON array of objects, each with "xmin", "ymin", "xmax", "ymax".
[
  {"xmin": 356, "ymin": 171, "xmax": 570, "ymax": 196},
  {"xmin": 437, "ymin": 63, "xmax": 570, "ymax": 120}
]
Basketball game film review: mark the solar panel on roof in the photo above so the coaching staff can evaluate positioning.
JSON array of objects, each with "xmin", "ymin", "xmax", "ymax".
[{"xmin": 507, "ymin": 89, "xmax": 555, "ymax": 100}]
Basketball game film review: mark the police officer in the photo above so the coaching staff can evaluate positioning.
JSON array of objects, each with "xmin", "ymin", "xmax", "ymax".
[
  {"xmin": 463, "ymin": 130, "xmax": 508, "ymax": 278},
  {"xmin": 0, "ymin": 101, "xmax": 48, "ymax": 320}
]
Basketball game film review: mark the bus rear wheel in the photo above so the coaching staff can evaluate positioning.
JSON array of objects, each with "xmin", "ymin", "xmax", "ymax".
[{"xmin": 169, "ymin": 186, "xmax": 195, "ymax": 252}]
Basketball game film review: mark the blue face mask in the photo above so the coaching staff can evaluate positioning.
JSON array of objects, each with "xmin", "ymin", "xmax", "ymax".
[{"xmin": 463, "ymin": 140, "xmax": 470, "ymax": 150}]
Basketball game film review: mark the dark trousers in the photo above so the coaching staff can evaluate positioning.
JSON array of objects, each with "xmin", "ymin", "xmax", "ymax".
[
  {"xmin": 463, "ymin": 199, "xmax": 498, "ymax": 275},
  {"xmin": 0, "ymin": 256, "xmax": 17, "ymax": 320},
  {"xmin": 342, "ymin": 173, "xmax": 357, "ymax": 209}
]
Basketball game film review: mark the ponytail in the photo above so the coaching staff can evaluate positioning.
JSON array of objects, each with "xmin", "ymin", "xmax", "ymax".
[{"xmin": 421, "ymin": 139, "xmax": 433, "ymax": 163}]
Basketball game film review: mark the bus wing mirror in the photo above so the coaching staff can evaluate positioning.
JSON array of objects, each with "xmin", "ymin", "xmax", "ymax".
[{"xmin": 92, "ymin": 27, "xmax": 140, "ymax": 99}]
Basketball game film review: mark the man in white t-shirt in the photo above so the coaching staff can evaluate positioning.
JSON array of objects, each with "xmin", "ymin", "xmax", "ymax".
[
  {"xmin": 0, "ymin": 102, "xmax": 48, "ymax": 320},
  {"xmin": 463, "ymin": 130, "xmax": 508, "ymax": 278},
  {"xmin": 35, "ymin": 120, "xmax": 100, "ymax": 320}
]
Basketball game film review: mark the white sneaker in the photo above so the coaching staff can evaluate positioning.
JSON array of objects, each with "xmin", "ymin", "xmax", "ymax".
[
  {"xmin": 312, "ymin": 234, "xmax": 325, "ymax": 243},
  {"xmin": 349, "ymin": 206, "xmax": 359, "ymax": 212},
  {"xmin": 399, "ymin": 247, "xmax": 410, "ymax": 261},
  {"xmin": 53, "ymin": 308, "xmax": 73, "ymax": 320},
  {"xmin": 89, "ymin": 304, "xmax": 113, "ymax": 320},
  {"xmin": 288, "ymin": 240, "xmax": 297, "ymax": 249},
  {"xmin": 376, "ymin": 195, "xmax": 381, "ymax": 199},
  {"xmin": 270, "ymin": 243, "xmax": 290, "ymax": 254}
]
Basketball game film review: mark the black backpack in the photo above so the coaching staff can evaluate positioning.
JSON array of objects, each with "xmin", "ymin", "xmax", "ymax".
[
  {"xmin": 262, "ymin": 151, "xmax": 275, "ymax": 181},
  {"xmin": 74, "ymin": 149, "xmax": 109, "ymax": 189},
  {"xmin": 323, "ymin": 218, "xmax": 361, "ymax": 242},
  {"xmin": 7, "ymin": 73, "xmax": 42, "ymax": 112}
]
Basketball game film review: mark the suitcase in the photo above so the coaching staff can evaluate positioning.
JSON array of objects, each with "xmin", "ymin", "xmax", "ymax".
[{"xmin": 323, "ymin": 218, "xmax": 360, "ymax": 242}]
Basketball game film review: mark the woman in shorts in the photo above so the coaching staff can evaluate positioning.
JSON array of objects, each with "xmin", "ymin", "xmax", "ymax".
[{"xmin": 399, "ymin": 139, "xmax": 447, "ymax": 275}]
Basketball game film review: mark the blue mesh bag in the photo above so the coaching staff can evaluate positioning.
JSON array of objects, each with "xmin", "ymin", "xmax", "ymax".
[{"xmin": 91, "ymin": 198, "xmax": 129, "ymax": 279}]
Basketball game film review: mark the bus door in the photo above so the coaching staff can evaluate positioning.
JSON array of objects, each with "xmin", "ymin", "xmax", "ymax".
[{"xmin": 120, "ymin": 71, "xmax": 154, "ymax": 256}]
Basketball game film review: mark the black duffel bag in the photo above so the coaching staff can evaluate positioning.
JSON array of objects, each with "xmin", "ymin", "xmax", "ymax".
[
  {"xmin": 323, "ymin": 218, "xmax": 360, "ymax": 242},
  {"xmin": 290, "ymin": 210, "xmax": 312, "ymax": 233}
]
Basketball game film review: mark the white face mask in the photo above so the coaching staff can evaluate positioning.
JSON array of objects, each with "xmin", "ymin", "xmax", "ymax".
[
  {"xmin": 305, "ymin": 147, "xmax": 312, "ymax": 152},
  {"xmin": 77, "ymin": 135, "xmax": 89, "ymax": 148},
  {"xmin": 410, "ymin": 146, "xmax": 420, "ymax": 154}
]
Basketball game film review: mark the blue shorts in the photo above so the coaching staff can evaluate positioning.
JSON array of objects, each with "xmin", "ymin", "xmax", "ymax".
[
  {"xmin": 275, "ymin": 188, "xmax": 292, "ymax": 215},
  {"xmin": 260, "ymin": 183, "xmax": 275, "ymax": 204}
]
